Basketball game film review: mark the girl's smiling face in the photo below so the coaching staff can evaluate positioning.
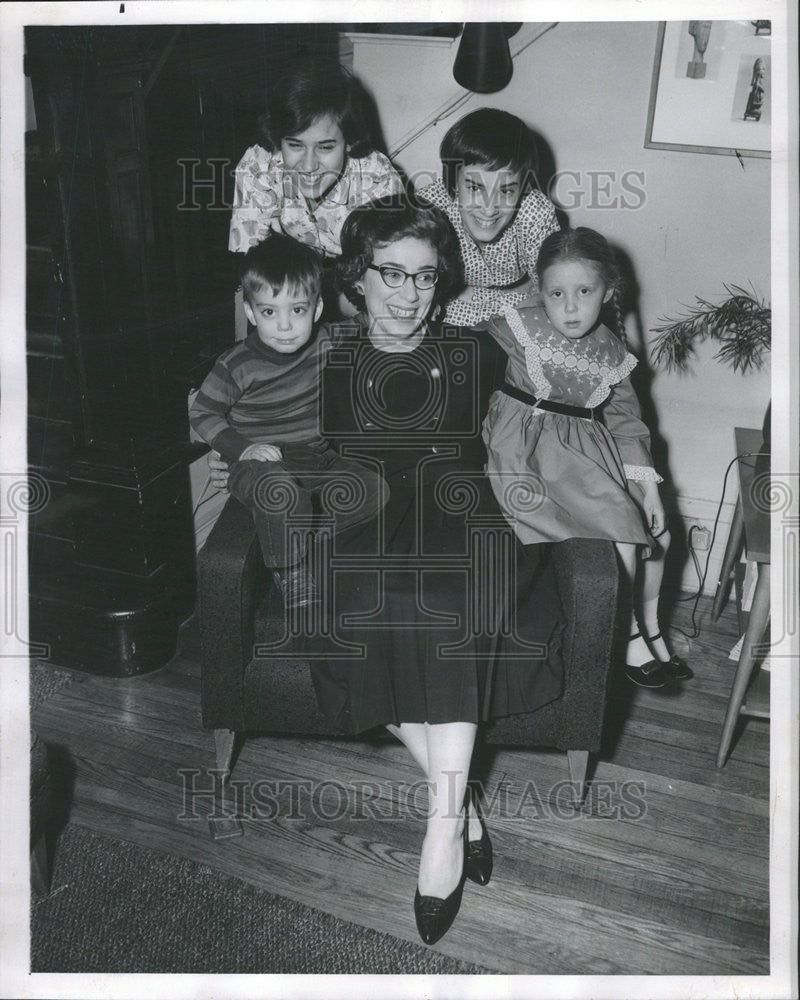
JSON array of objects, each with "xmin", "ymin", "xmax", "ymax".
[
  {"xmin": 540, "ymin": 259, "xmax": 612, "ymax": 340},
  {"xmin": 356, "ymin": 237, "xmax": 439, "ymax": 346},
  {"xmin": 455, "ymin": 162, "xmax": 523, "ymax": 244},
  {"xmin": 281, "ymin": 114, "xmax": 347, "ymax": 203}
]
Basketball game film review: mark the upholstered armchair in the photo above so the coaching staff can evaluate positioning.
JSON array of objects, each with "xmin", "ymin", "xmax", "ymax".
[{"xmin": 198, "ymin": 495, "xmax": 618, "ymax": 818}]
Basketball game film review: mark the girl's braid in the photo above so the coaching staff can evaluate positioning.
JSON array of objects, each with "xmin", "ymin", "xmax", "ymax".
[{"xmin": 607, "ymin": 285, "xmax": 628, "ymax": 345}]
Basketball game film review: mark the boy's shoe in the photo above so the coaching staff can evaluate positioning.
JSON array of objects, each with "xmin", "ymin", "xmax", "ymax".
[{"xmin": 273, "ymin": 566, "xmax": 320, "ymax": 608}]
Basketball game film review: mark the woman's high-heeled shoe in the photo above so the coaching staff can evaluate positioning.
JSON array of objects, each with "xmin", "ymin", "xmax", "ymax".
[
  {"xmin": 464, "ymin": 798, "xmax": 493, "ymax": 886},
  {"xmin": 414, "ymin": 818, "xmax": 470, "ymax": 945},
  {"xmin": 414, "ymin": 879, "xmax": 465, "ymax": 946}
]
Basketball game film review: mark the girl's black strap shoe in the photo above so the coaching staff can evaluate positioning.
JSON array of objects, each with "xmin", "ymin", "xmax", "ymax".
[
  {"xmin": 646, "ymin": 632, "xmax": 694, "ymax": 680},
  {"xmin": 624, "ymin": 659, "xmax": 670, "ymax": 688}
]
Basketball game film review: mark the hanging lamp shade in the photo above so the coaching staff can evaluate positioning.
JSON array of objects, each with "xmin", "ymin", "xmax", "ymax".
[{"xmin": 453, "ymin": 23, "xmax": 513, "ymax": 93}]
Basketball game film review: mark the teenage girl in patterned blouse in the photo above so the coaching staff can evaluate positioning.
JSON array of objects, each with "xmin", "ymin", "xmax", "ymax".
[
  {"xmin": 229, "ymin": 62, "xmax": 402, "ymax": 255},
  {"xmin": 416, "ymin": 108, "xmax": 559, "ymax": 328},
  {"xmin": 481, "ymin": 228, "xmax": 692, "ymax": 688},
  {"xmin": 228, "ymin": 61, "xmax": 403, "ymax": 329}
]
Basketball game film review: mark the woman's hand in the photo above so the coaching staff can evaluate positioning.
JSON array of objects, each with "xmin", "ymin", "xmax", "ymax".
[
  {"xmin": 641, "ymin": 480, "xmax": 666, "ymax": 537},
  {"xmin": 239, "ymin": 443, "xmax": 283, "ymax": 463}
]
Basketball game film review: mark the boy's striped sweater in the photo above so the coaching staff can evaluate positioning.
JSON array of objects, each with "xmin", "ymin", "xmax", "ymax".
[{"xmin": 189, "ymin": 328, "xmax": 336, "ymax": 462}]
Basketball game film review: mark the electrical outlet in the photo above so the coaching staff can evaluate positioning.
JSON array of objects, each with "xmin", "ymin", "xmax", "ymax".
[{"xmin": 689, "ymin": 525, "xmax": 711, "ymax": 551}]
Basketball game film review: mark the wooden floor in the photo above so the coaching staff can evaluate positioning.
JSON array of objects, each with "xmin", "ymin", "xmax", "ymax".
[{"xmin": 31, "ymin": 594, "xmax": 769, "ymax": 975}]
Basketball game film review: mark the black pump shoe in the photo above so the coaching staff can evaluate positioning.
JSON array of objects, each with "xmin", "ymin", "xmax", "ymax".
[
  {"xmin": 415, "ymin": 820, "xmax": 469, "ymax": 945},
  {"xmin": 414, "ymin": 880, "xmax": 465, "ymax": 945},
  {"xmin": 464, "ymin": 819, "xmax": 493, "ymax": 886},
  {"xmin": 646, "ymin": 633, "xmax": 694, "ymax": 680}
]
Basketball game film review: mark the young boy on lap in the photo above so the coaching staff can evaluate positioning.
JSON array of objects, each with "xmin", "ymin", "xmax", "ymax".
[{"xmin": 190, "ymin": 233, "xmax": 387, "ymax": 607}]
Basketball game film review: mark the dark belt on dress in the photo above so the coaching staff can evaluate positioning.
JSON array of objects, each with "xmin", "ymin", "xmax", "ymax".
[
  {"xmin": 487, "ymin": 273, "xmax": 531, "ymax": 291},
  {"xmin": 500, "ymin": 382, "xmax": 599, "ymax": 420}
]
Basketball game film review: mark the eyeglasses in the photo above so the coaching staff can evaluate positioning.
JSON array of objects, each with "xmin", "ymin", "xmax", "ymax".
[{"xmin": 367, "ymin": 264, "xmax": 439, "ymax": 290}]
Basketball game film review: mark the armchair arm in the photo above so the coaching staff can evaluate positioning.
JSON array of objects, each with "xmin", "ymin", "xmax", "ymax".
[
  {"xmin": 547, "ymin": 537, "xmax": 618, "ymax": 750},
  {"xmin": 485, "ymin": 537, "xmax": 618, "ymax": 751}
]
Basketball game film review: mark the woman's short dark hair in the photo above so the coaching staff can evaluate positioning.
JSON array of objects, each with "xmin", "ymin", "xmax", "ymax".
[
  {"xmin": 336, "ymin": 194, "xmax": 463, "ymax": 311},
  {"xmin": 440, "ymin": 108, "xmax": 540, "ymax": 197},
  {"xmin": 261, "ymin": 62, "xmax": 377, "ymax": 158}
]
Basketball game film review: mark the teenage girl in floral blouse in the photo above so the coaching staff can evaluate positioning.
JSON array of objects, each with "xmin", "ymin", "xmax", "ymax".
[
  {"xmin": 229, "ymin": 62, "xmax": 403, "ymax": 257},
  {"xmin": 229, "ymin": 61, "xmax": 403, "ymax": 329}
]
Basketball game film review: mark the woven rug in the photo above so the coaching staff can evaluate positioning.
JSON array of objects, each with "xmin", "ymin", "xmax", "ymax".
[
  {"xmin": 29, "ymin": 655, "xmax": 494, "ymax": 974},
  {"xmin": 30, "ymin": 660, "xmax": 76, "ymax": 709},
  {"xmin": 31, "ymin": 824, "xmax": 494, "ymax": 974}
]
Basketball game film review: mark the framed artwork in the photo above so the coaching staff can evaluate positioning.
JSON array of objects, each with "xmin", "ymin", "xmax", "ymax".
[{"xmin": 645, "ymin": 20, "xmax": 771, "ymax": 158}]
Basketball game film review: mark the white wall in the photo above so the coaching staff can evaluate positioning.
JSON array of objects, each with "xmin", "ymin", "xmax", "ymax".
[{"xmin": 351, "ymin": 22, "xmax": 772, "ymax": 592}]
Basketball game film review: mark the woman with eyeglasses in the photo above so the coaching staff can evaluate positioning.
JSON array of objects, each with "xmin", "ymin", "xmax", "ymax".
[
  {"xmin": 208, "ymin": 194, "xmax": 561, "ymax": 945},
  {"xmin": 306, "ymin": 194, "xmax": 561, "ymax": 945}
]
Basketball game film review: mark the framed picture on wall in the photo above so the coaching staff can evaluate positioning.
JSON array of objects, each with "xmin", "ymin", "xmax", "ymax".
[{"xmin": 645, "ymin": 19, "xmax": 771, "ymax": 158}]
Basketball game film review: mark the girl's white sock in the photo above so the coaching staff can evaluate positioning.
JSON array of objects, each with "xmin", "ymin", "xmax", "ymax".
[
  {"xmin": 641, "ymin": 597, "xmax": 671, "ymax": 660},
  {"xmin": 621, "ymin": 609, "xmax": 652, "ymax": 666},
  {"xmin": 625, "ymin": 630, "xmax": 652, "ymax": 667}
]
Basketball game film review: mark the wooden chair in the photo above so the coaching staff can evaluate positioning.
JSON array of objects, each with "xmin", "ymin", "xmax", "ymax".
[{"xmin": 198, "ymin": 496, "xmax": 618, "ymax": 836}]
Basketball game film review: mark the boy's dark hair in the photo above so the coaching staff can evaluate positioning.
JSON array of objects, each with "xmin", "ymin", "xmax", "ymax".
[
  {"xmin": 239, "ymin": 233, "xmax": 323, "ymax": 303},
  {"xmin": 536, "ymin": 227, "xmax": 627, "ymax": 341},
  {"xmin": 261, "ymin": 62, "xmax": 378, "ymax": 158},
  {"xmin": 336, "ymin": 194, "xmax": 463, "ymax": 312},
  {"xmin": 440, "ymin": 108, "xmax": 541, "ymax": 197}
]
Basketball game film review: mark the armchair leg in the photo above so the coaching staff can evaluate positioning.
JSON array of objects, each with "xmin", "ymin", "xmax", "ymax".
[
  {"xmin": 214, "ymin": 728, "xmax": 237, "ymax": 782},
  {"xmin": 209, "ymin": 729, "xmax": 244, "ymax": 842},
  {"xmin": 567, "ymin": 750, "xmax": 590, "ymax": 804}
]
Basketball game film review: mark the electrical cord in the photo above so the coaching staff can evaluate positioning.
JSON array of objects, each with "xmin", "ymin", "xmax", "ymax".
[
  {"xmin": 389, "ymin": 92, "xmax": 472, "ymax": 159},
  {"xmin": 683, "ymin": 528, "xmax": 705, "ymax": 595},
  {"xmin": 192, "ymin": 471, "xmax": 214, "ymax": 518},
  {"xmin": 673, "ymin": 451, "xmax": 769, "ymax": 641}
]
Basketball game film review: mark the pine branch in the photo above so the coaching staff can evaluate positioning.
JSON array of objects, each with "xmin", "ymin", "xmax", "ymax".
[{"xmin": 649, "ymin": 285, "xmax": 771, "ymax": 374}]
